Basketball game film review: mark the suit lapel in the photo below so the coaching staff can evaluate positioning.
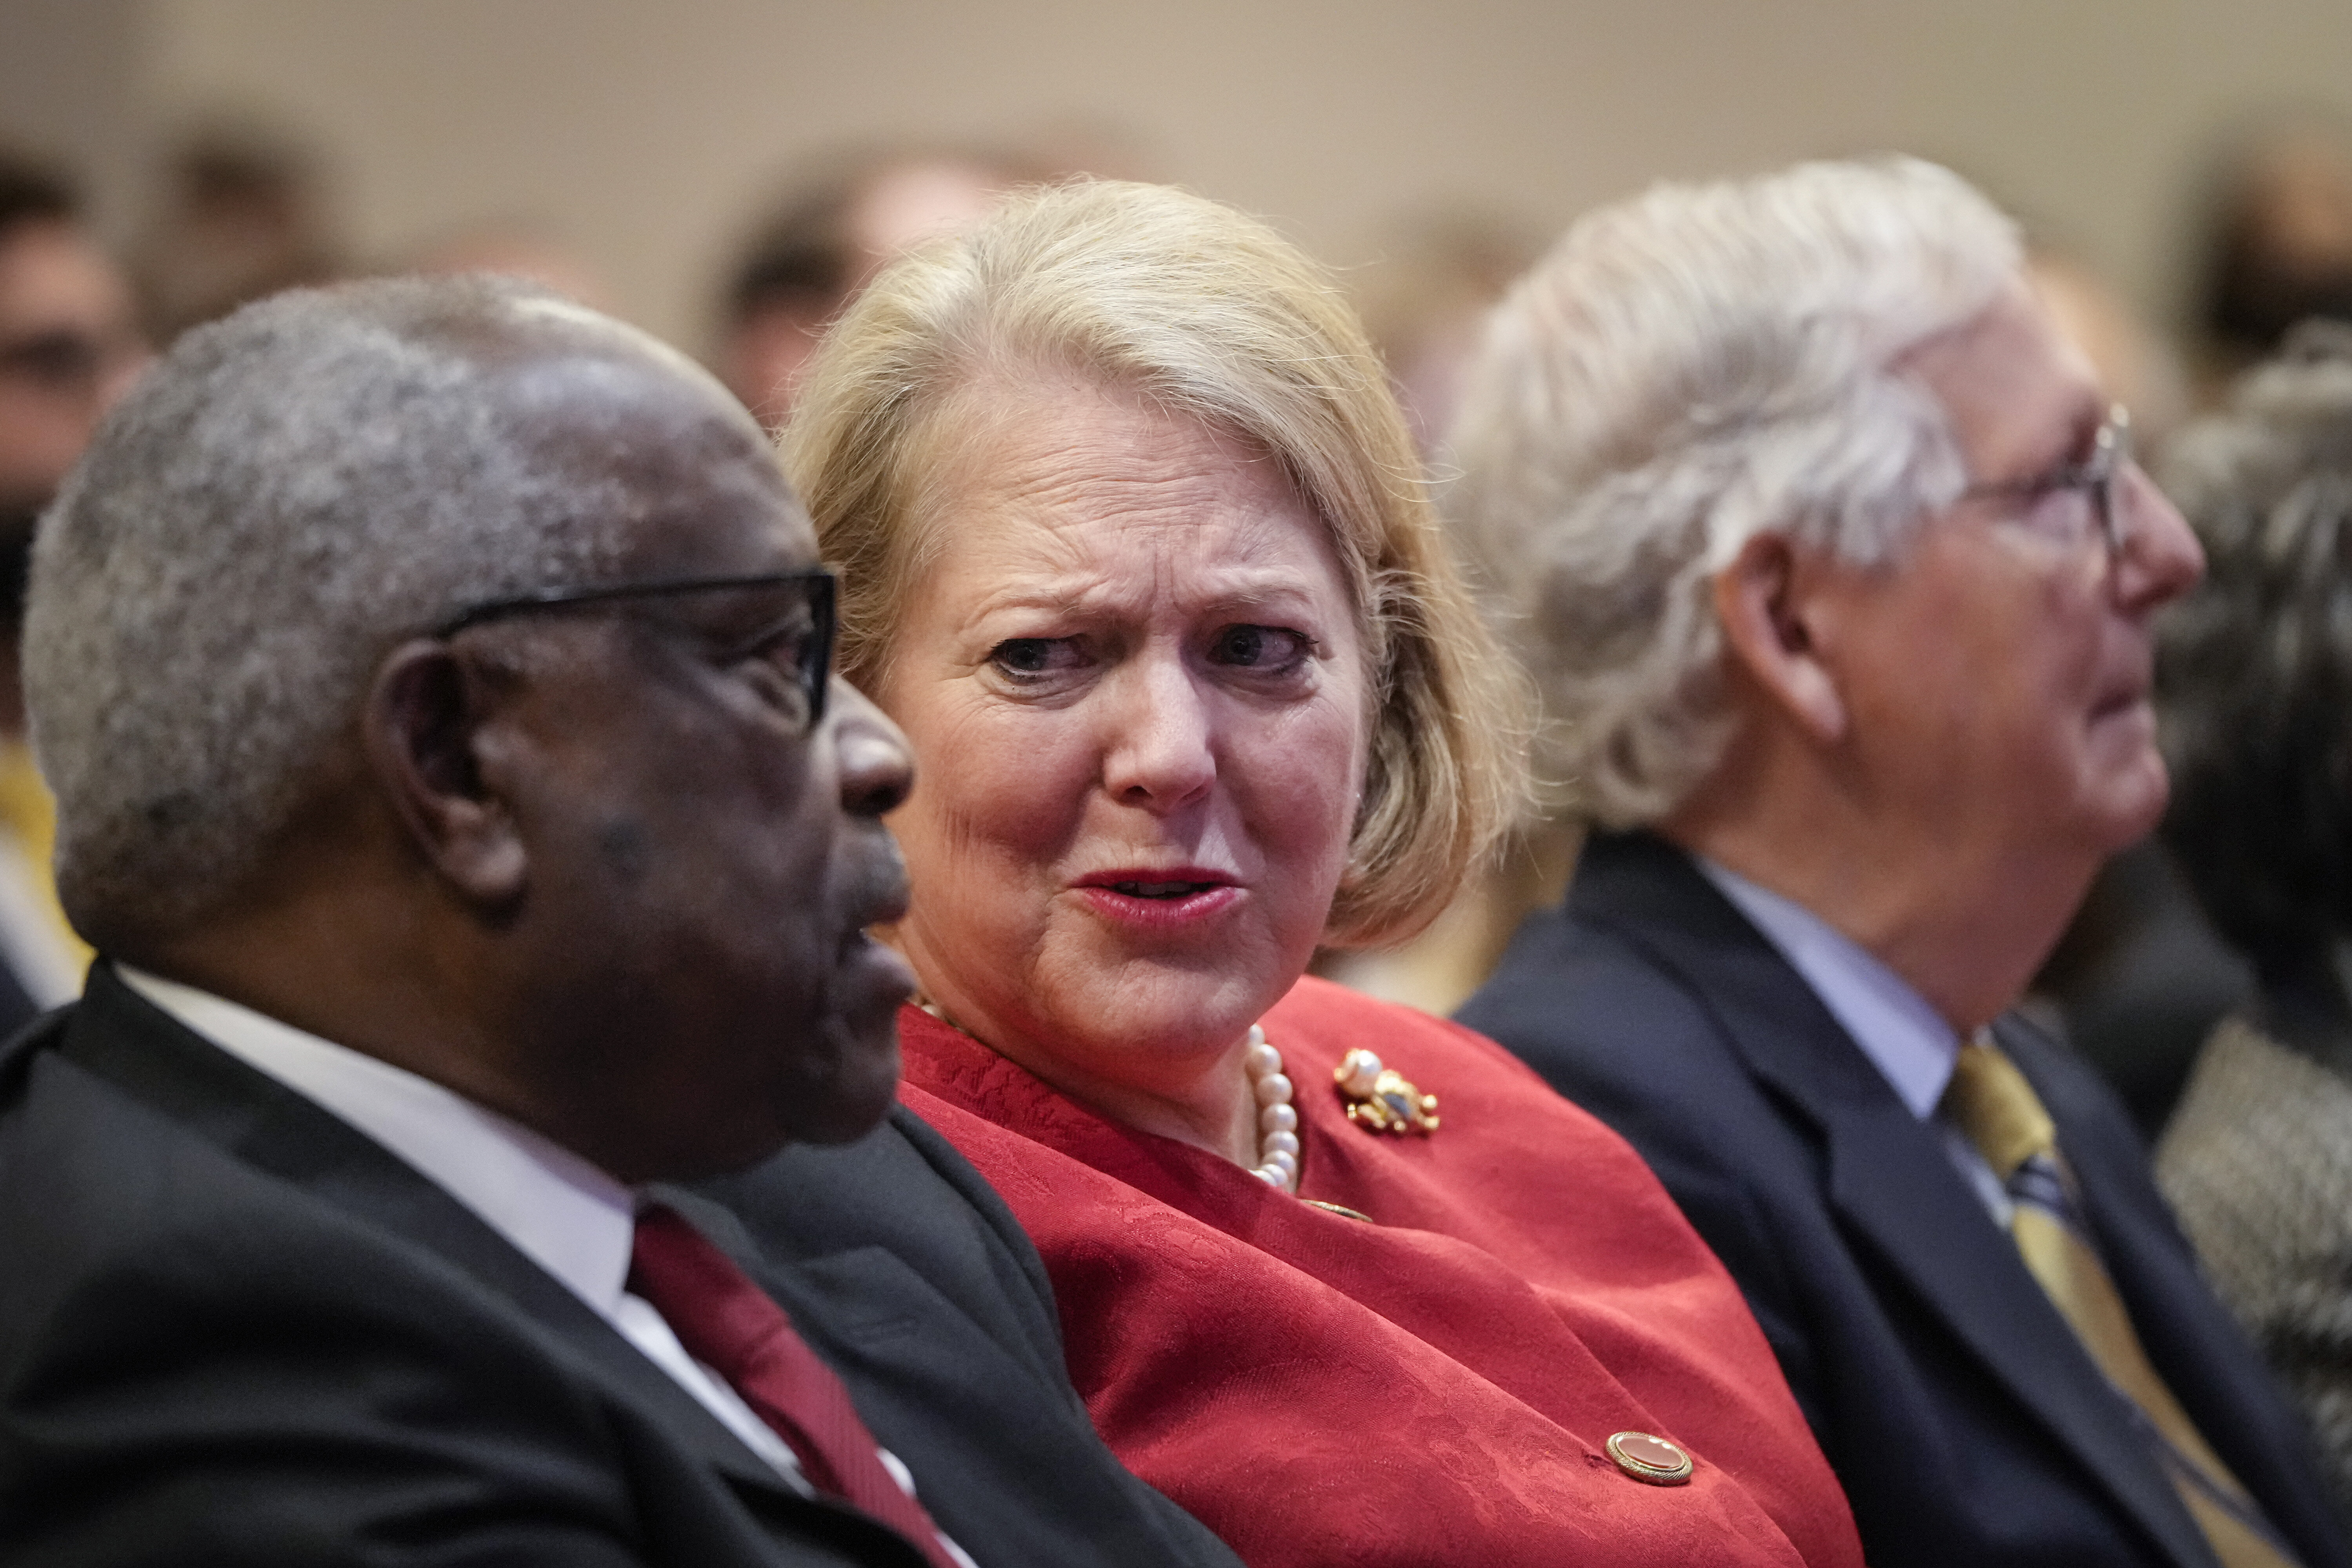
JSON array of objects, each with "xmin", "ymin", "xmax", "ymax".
[
  {"xmin": 55, "ymin": 966, "xmax": 809, "ymax": 1510},
  {"xmin": 1573, "ymin": 833, "xmax": 2218, "ymax": 1568}
]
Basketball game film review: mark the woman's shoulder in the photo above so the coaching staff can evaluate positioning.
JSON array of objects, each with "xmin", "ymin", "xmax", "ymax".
[
  {"xmin": 895, "ymin": 1005, "xmax": 1131, "ymax": 1176},
  {"xmin": 1264, "ymin": 974, "xmax": 1561, "ymax": 1092},
  {"xmin": 1264, "ymin": 975, "xmax": 1678, "ymax": 1208}
]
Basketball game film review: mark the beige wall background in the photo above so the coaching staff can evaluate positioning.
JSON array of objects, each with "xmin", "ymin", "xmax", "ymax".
[{"xmin": 5, "ymin": 0, "xmax": 2351, "ymax": 353}]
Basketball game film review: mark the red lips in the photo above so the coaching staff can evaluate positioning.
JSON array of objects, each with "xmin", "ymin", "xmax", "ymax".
[{"xmin": 1072, "ymin": 868, "xmax": 1243, "ymax": 930}]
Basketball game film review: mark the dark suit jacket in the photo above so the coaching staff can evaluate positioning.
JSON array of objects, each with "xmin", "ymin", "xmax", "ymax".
[
  {"xmin": 0, "ymin": 964, "xmax": 1242, "ymax": 1568},
  {"xmin": 1458, "ymin": 830, "xmax": 2350, "ymax": 1568},
  {"xmin": 0, "ymin": 954, "xmax": 40, "ymax": 1042}
]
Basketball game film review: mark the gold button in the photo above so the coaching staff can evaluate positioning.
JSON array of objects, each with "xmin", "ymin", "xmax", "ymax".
[{"xmin": 1606, "ymin": 1430, "xmax": 1694, "ymax": 1485}]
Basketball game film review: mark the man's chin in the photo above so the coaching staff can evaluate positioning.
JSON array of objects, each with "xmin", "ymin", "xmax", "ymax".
[
  {"xmin": 2086, "ymin": 751, "xmax": 2172, "ymax": 853},
  {"xmin": 783, "ymin": 1022, "xmax": 905, "ymax": 1146},
  {"xmin": 674, "ymin": 1019, "xmax": 904, "ymax": 1175}
]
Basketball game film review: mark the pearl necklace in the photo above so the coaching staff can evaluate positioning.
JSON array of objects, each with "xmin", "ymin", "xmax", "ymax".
[
  {"xmin": 1243, "ymin": 1024, "xmax": 1301, "ymax": 1192},
  {"xmin": 920, "ymin": 998, "xmax": 1301, "ymax": 1193}
]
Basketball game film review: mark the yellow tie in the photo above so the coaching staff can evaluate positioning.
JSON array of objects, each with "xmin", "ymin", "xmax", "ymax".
[
  {"xmin": 0, "ymin": 742, "xmax": 89, "ymax": 967},
  {"xmin": 1943, "ymin": 1035, "xmax": 2298, "ymax": 1568}
]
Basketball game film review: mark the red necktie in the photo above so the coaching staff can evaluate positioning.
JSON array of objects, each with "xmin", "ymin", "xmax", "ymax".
[{"xmin": 628, "ymin": 1204, "xmax": 963, "ymax": 1568}]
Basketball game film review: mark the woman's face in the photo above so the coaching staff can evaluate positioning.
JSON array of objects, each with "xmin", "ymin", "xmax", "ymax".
[{"xmin": 876, "ymin": 374, "xmax": 1369, "ymax": 1101}]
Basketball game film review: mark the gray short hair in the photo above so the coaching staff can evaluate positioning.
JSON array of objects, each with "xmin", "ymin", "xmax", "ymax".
[
  {"xmin": 1446, "ymin": 156, "xmax": 2021, "ymax": 825},
  {"xmin": 2157, "ymin": 321, "xmax": 2352, "ymax": 971},
  {"xmin": 785, "ymin": 178, "xmax": 1529, "ymax": 947},
  {"xmin": 27, "ymin": 274, "xmax": 643, "ymax": 943}
]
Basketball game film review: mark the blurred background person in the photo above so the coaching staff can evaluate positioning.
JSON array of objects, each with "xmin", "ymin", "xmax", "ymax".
[
  {"xmin": 1317, "ymin": 207, "xmax": 1567, "ymax": 1016},
  {"xmin": 711, "ymin": 142, "xmax": 1043, "ymax": 428},
  {"xmin": 1354, "ymin": 209, "xmax": 1541, "ymax": 462},
  {"xmin": 403, "ymin": 218, "xmax": 614, "ymax": 312},
  {"xmin": 2032, "ymin": 245, "xmax": 2194, "ymax": 448},
  {"xmin": 2152, "ymin": 318, "xmax": 2352, "ymax": 1517},
  {"xmin": 133, "ymin": 119, "xmax": 343, "ymax": 346},
  {"xmin": 779, "ymin": 177, "xmax": 1867, "ymax": 1568},
  {"xmin": 0, "ymin": 147, "xmax": 142, "ymax": 1028},
  {"xmin": 2190, "ymin": 117, "xmax": 2352, "ymax": 397},
  {"xmin": 9, "ymin": 0, "xmax": 2352, "ymax": 397}
]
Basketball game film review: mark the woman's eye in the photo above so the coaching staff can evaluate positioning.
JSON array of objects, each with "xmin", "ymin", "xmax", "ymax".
[
  {"xmin": 988, "ymin": 637, "xmax": 1085, "ymax": 680},
  {"xmin": 1210, "ymin": 624, "xmax": 1314, "ymax": 671}
]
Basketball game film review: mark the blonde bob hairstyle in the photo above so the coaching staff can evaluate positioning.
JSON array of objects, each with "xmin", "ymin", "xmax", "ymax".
[{"xmin": 783, "ymin": 178, "xmax": 1527, "ymax": 947}]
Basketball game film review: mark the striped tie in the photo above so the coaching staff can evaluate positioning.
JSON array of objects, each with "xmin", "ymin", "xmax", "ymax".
[{"xmin": 1943, "ymin": 1034, "xmax": 2299, "ymax": 1568}]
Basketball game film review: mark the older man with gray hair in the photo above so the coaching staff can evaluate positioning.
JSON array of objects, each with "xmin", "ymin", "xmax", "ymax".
[
  {"xmin": 0, "ymin": 274, "xmax": 1245, "ymax": 1568},
  {"xmin": 1455, "ymin": 157, "xmax": 2348, "ymax": 1568}
]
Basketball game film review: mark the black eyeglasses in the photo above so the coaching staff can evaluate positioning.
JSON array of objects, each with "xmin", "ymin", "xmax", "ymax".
[
  {"xmin": 1959, "ymin": 403, "xmax": 2134, "ymax": 561},
  {"xmin": 433, "ymin": 568, "xmax": 837, "ymax": 731}
]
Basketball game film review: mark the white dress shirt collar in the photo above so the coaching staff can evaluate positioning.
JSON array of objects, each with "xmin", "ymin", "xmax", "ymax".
[
  {"xmin": 1694, "ymin": 858, "xmax": 2012, "ymax": 1223},
  {"xmin": 116, "ymin": 963, "xmax": 637, "ymax": 1314},
  {"xmin": 109, "ymin": 964, "xmax": 817, "ymax": 1490},
  {"xmin": 110, "ymin": 965, "xmax": 982, "ymax": 1562}
]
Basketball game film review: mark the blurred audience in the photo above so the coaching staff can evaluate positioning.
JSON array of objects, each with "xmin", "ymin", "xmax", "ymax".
[
  {"xmin": 1319, "ymin": 208, "xmax": 1559, "ymax": 1015},
  {"xmin": 712, "ymin": 143, "xmax": 1043, "ymax": 428},
  {"xmin": 134, "ymin": 120, "xmax": 342, "ymax": 344},
  {"xmin": 2153, "ymin": 320, "xmax": 2352, "ymax": 1516},
  {"xmin": 2191, "ymin": 119, "xmax": 2352, "ymax": 396},
  {"xmin": 1356, "ymin": 210, "xmax": 1541, "ymax": 460},
  {"xmin": 2032, "ymin": 835, "xmax": 2256, "ymax": 1140},
  {"xmin": 2032, "ymin": 246, "xmax": 2194, "ymax": 448},
  {"xmin": 0, "ymin": 148, "xmax": 140, "ymax": 1025},
  {"xmin": 0, "ymin": 157, "xmax": 144, "ymax": 524},
  {"xmin": 1453, "ymin": 155, "xmax": 2347, "ymax": 1568},
  {"xmin": 404, "ymin": 219, "xmax": 613, "ymax": 312}
]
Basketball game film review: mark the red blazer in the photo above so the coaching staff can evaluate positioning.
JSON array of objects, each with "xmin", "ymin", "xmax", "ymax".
[{"xmin": 899, "ymin": 976, "xmax": 1864, "ymax": 1568}]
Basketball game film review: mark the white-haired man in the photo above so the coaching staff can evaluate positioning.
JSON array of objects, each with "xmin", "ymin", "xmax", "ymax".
[
  {"xmin": 1455, "ymin": 158, "xmax": 2348, "ymax": 1568},
  {"xmin": 0, "ymin": 275, "xmax": 1243, "ymax": 1568}
]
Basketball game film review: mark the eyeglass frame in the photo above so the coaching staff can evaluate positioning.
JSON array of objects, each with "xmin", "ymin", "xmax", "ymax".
[
  {"xmin": 1957, "ymin": 402, "xmax": 2134, "ymax": 560},
  {"xmin": 430, "ymin": 567, "xmax": 837, "ymax": 731}
]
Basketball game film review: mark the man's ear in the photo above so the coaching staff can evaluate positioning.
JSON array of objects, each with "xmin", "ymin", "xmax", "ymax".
[
  {"xmin": 363, "ymin": 640, "xmax": 528, "ymax": 905},
  {"xmin": 1711, "ymin": 532, "xmax": 1848, "ymax": 744}
]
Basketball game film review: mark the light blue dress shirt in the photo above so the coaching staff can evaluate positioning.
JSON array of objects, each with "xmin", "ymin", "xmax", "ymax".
[{"xmin": 1696, "ymin": 857, "xmax": 2011, "ymax": 1223}]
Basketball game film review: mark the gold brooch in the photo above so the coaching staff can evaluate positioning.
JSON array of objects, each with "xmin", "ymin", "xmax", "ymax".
[{"xmin": 1334, "ymin": 1049, "xmax": 1439, "ymax": 1135}]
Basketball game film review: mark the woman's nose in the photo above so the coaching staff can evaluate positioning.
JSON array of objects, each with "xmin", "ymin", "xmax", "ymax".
[{"xmin": 1099, "ymin": 657, "xmax": 1216, "ymax": 811}]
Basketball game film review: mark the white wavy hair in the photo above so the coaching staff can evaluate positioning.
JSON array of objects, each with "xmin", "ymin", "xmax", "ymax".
[{"xmin": 1445, "ymin": 156, "xmax": 2021, "ymax": 826}]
